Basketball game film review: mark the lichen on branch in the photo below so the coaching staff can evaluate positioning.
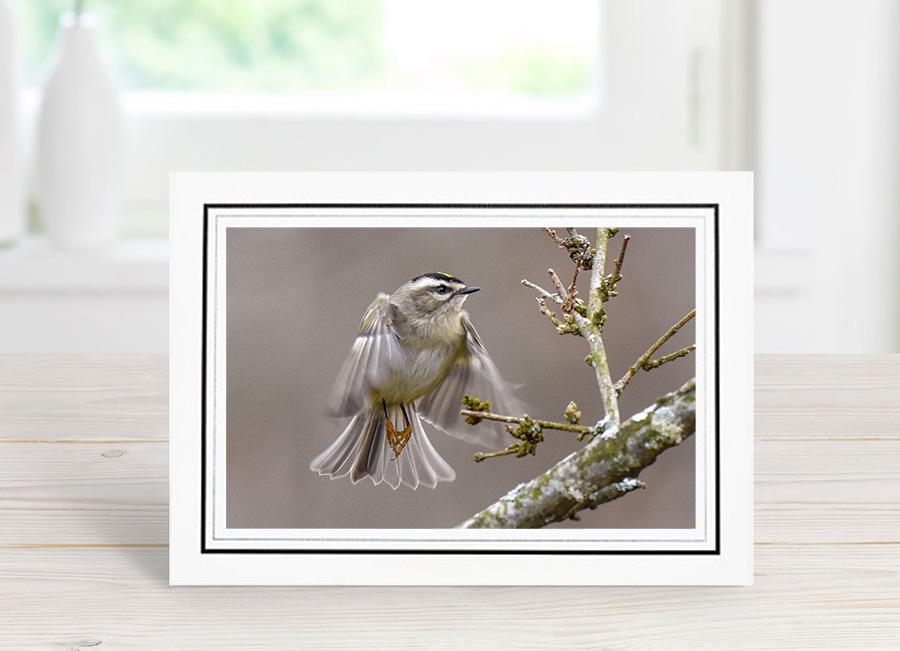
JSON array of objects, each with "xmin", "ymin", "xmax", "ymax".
[
  {"xmin": 544, "ymin": 227, "xmax": 596, "ymax": 270},
  {"xmin": 458, "ymin": 379, "xmax": 696, "ymax": 528}
]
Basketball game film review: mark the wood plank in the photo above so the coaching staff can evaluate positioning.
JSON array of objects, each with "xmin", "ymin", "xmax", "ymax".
[
  {"xmin": 2, "ymin": 437, "xmax": 898, "ymax": 546},
  {"xmin": 2, "ymin": 354, "xmax": 898, "ymax": 442},
  {"xmin": 0, "ymin": 354, "xmax": 167, "ymax": 441},
  {"xmin": 0, "ymin": 545, "xmax": 897, "ymax": 649},
  {"xmin": 756, "ymin": 439, "xmax": 900, "ymax": 543},
  {"xmin": 0, "ymin": 355, "xmax": 899, "ymax": 648},
  {"xmin": 755, "ymin": 354, "xmax": 900, "ymax": 437},
  {"xmin": 0, "ymin": 442, "xmax": 168, "ymax": 546}
]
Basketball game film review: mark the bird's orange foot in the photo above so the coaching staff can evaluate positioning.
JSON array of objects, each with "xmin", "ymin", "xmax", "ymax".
[{"xmin": 386, "ymin": 419, "xmax": 412, "ymax": 459}]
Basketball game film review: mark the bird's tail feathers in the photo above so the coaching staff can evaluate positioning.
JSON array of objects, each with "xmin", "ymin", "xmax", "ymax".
[{"xmin": 310, "ymin": 403, "xmax": 455, "ymax": 490}]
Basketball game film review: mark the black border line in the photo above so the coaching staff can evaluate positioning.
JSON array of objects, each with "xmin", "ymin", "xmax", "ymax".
[
  {"xmin": 714, "ymin": 204, "xmax": 721, "ymax": 554},
  {"xmin": 200, "ymin": 203, "xmax": 720, "ymax": 556},
  {"xmin": 200, "ymin": 204, "xmax": 208, "ymax": 555}
]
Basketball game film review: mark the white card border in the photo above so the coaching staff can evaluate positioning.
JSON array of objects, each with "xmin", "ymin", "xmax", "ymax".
[{"xmin": 170, "ymin": 172, "xmax": 753, "ymax": 585}]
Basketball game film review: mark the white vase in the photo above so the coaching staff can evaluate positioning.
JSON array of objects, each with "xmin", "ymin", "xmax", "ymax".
[
  {"xmin": 37, "ymin": 11, "xmax": 124, "ymax": 251},
  {"xmin": 0, "ymin": 0, "xmax": 24, "ymax": 246}
]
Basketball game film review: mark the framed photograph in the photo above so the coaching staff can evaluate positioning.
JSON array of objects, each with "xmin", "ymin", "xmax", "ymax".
[{"xmin": 170, "ymin": 172, "xmax": 753, "ymax": 585}]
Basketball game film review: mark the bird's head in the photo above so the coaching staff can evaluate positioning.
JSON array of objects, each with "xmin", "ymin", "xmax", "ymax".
[{"xmin": 392, "ymin": 272, "xmax": 480, "ymax": 321}]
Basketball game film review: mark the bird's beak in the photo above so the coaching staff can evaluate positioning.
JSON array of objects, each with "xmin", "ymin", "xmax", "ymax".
[{"xmin": 458, "ymin": 286, "xmax": 481, "ymax": 295}]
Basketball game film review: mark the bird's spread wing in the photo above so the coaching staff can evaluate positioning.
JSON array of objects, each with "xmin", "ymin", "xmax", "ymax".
[
  {"xmin": 418, "ymin": 313, "xmax": 523, "ymax": 449},
  {"xmin": 328, "ymin": 293, "xmax": 404, "ymax": 418}
]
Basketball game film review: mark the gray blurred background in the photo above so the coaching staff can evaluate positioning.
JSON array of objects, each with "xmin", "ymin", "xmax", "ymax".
[{"xmin": 226, "ymin": 226, "xmax": 695, "ymax": 529}]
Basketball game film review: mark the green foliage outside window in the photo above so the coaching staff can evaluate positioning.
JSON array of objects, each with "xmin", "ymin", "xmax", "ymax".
[{"xmin": 16, "ymin": 0, "xmax": 594, "ymax": 97}]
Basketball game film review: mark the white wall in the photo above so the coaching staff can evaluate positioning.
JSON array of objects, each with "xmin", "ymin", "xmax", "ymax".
[{"xmin": 754, "ymin": 0, "xmax": 900, "ymax": 352}]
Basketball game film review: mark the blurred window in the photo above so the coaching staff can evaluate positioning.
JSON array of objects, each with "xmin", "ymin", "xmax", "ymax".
[
  {"xmin": 13, "ymin": 0, "xmax": 730, "ymax": 238},
  {"xmin": 18, "ymin": 0, "xmax": 600, "ymax": 105}
]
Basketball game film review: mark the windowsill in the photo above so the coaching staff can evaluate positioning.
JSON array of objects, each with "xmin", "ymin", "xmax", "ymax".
[
  {"xmin": 23, "ymin": 89, "xmax": 601, "ymax": 121},
  {"xmin": 0, "ymin": 236, "xmax": 167, "ymax": 292}
]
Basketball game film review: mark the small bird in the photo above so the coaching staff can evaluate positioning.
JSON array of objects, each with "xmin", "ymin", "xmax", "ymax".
[{"xmin": 310, "ymin": 272, "xmax": 522, "ymax": 490}]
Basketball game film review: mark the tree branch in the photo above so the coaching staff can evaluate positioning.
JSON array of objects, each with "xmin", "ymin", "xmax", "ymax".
[
  {"xmin": 458, "ymin": 379, "xmax": 696, "ymax": 528},
  {"xmin": 547, "ymin": 268, "xmax": 567, "ymax": 297},
  {"xmin": 543, "ymin": 227, "xmax": 595, "ymax": 269},
  {"xmin": 615, "ymin": 309, "xmax": 696, "ymax": 395},
  {"xmin": 535, "ymin": 296, "xmax": 580, "ymax": 335},
  {"xmin": 642, "ymin": 345, "xmax": 696, "ymax": 371},
  {"xmin": 459, "ymin": 409, "xmax": 591, "ymax": 435},
  {"xmin": 612, "ymin": 233, "xmax": 631, "ymax": 284},
  {"xmin": 521, "ymin": 279, "xmax": 561, "ymax": 304},
  {"xmin": 461, "ymin": 227, "xmax": 696, "ymax": 527},
  {"xmin": 578, "ymin": 228, "xmax": 620, "ymax": 425}
]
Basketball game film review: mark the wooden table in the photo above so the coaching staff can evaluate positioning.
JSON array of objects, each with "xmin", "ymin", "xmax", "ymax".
[{"xmin": 1, "ymin": 355, "xmax": 898, "ymax": 649}]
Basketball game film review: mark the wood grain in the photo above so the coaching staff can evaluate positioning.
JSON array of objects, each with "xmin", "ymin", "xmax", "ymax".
[
  {"xmin": 0, "ymin": 442, "xmax": 167, "ymax": 546},
  {"xmin": 755, "ymin": 355, "xmax": 900, "ymax": 437},
  {"xmin": 0, "ymin": 354, "xmax": 167, "ymax": 441},
  {"xmin": 1, "ymin": 438, "xmax": 898, "ymax": 546},
  {"xmin": 0, "ymin": 354, "xmax": 898, "ymax": 649},
  {"xmin": 0, "ymin": 546, "xmax": 897, "ymax": 649}
]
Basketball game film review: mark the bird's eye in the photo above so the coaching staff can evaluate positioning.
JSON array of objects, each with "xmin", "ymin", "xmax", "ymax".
[{"xmin": 434, "ymin": 285, "xmax": 451, "ymax": 295}]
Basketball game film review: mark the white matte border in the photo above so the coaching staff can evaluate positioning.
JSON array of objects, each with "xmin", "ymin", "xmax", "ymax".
[
  {"xmin": 206, "ymin": 210, "xmax": 712, "ymax": 551},
  {"xmin": 170, "ymin": 172, "xmax": 753, "ymax": 585}
]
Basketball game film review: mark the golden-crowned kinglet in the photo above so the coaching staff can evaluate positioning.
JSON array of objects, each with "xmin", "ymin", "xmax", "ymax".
[{"xmin": 311, "ymin": 272, "xmax": 522, "ymax": 490}]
